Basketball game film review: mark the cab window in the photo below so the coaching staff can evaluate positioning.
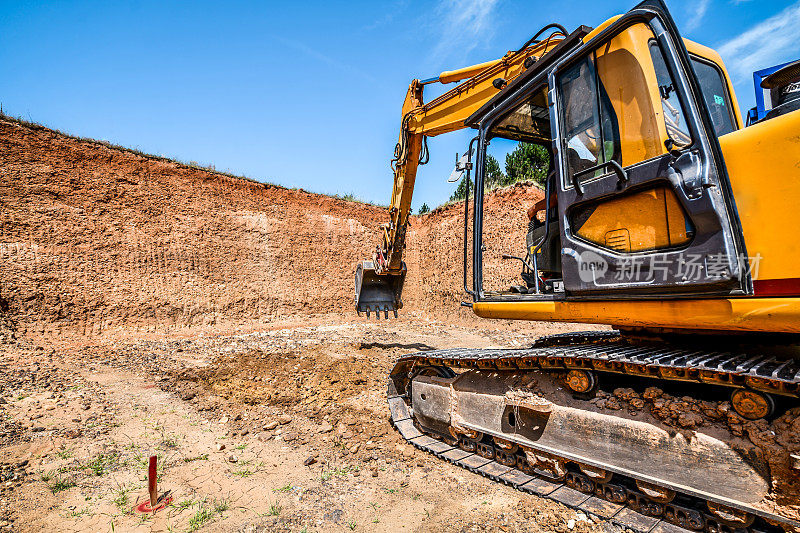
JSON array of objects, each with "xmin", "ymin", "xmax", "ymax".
[
  {"xmin": 559, "ymin": 55, "xmax": 606, "ymax": 179},
  {"xmin": 650, "ymin": 42, "xmax": 691, "ymax": 147},
  {"xmin": 558, "ymin": 22, "xmax": 693, "ymax": 190},
  {"xmin": 690, "ymin": 56, "xmax": 736, "ymax": 136}
]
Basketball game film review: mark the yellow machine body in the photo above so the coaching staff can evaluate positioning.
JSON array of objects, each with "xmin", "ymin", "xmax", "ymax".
[
  {"xmin": 475, "ymin": 39, "xmax": 800, "ymax": 331},
  {"xmin": 359, "ymin": 11, "xmax": 800, "ymax": 336}
]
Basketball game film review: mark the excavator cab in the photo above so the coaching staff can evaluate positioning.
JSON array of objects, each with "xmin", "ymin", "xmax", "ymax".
[{"xmin": 470, "ymin": 0, "xmax": 749, "ymax": 301}]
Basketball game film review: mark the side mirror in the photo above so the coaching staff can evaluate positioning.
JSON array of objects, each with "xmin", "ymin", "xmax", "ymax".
[{"xmin": 448, "ymin": 149, "xmax": 474, "ymax": 182}]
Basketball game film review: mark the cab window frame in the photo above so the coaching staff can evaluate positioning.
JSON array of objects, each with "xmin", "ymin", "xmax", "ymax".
[
  {"xmin": 473, "ymin": 73, "xmax": 558, "ymax": 302},
  {"xmin": 555, "ymin": 19, "xmax": 700, "ymax": 192}
]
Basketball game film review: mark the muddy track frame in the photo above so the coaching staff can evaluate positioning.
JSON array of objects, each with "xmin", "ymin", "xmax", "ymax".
[{"xmin": 386, "ymin": 332, "xmax": 800, "ymax": 533}]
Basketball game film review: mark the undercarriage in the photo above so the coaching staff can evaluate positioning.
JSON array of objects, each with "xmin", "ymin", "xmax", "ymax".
[{"xmin": 387, "ymin": 332, "xmax": 800, "ymax": 532}]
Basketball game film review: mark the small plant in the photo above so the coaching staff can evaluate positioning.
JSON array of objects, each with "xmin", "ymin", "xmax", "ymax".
[
  {"xmin": 171, "ymin": 499, "xmax": 195, "ymax": 511},
  {"xmin": 56, "ymin": 446, "xmax": 73, "ymax": 459},
  {"xmin": 86, "ymin": 452, "xmax": 119, "ymax": 476},
  {"xmin": 347, "ymin": 520, "xmax": 357, "ymax": 530},
  {"xmin": 337, "ymin": 193, "xmax": 358, "ymax": 202},
  {"xmin": 268, "ymin": 503, "xmax": 282, "ymax": 517},
  {"xmin": 213, "ymin": 499, "xmax": 229, "ymax": 514},
  {"xmin": 321, "ymin": 466, "xmax": 351, "ymax": 481},
  {"xmin": 188, "ymin": 507, "xmax": 214, "ymax": 532},
  {"xmin": 383, "ymin": 488, "xmax": 398, "ymax": 494},
  {"xmin": 186, "ymin": 498, "xmax": 228, "ymax": 531},
  {"xmin": 232, "ymin": 468, "xmax": 253, "ymax": 478},
  {"xmin": 234, "ymin": 443, "xmax": 248, "ymax": 451},
  {"xmin": 274, "ymin": 485, "xmax": 293, "ymax": 493},
  {"xmin": 182, "ymin": 454, "xmax": 209, "ymax": 463},
  {"xmin": 49, "ymin": 477, "xmax": 77, "ymax": 494},
  {"xmin": 160, "ymin": 433, "xmax": 180, "ymax": 449},
  {"xmin": 112, "ymin": 489, "xmax": 129, "ymax": 511},
  {"xmin": 40, "ymin": 471, "xmax": 53, "ymax": 483}
]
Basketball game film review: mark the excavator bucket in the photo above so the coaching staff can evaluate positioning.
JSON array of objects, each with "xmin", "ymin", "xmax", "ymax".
[{"xmin": 355, "ymin": 260, "xmax": 405, "ymax": 319}]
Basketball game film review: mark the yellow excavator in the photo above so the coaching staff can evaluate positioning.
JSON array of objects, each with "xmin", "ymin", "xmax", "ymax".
[{"xmin": 355, "ymin": 0, "xmax": 800, "ymax": 531}]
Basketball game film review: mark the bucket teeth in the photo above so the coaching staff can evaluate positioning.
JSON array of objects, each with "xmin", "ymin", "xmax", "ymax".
[{"xmin": 355, "ymin": 260, "xmax": 405, "ymax": 319}]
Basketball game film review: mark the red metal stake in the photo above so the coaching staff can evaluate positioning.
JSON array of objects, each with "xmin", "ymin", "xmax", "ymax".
[
  {"xmin": 148, "ymin": 455, "xmax": 158, "ymax": 508},
  {"xmin": 134, "ymin": 454, "xmax": 171, "ymax": 514}
]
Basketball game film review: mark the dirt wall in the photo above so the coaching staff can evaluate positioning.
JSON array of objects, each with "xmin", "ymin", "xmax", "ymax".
[
  {"xmin": 405, "ymin": 182, "xmax": 542, "ymax": 322},
  {"xmin": 0, "ymin": 118, "xmax": 542, "ymax": 337}
]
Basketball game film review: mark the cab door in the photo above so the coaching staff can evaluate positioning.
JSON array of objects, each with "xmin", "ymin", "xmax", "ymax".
[{"xmin": 550, "ymin": 0, "xmax": 750, "ymax": 297}]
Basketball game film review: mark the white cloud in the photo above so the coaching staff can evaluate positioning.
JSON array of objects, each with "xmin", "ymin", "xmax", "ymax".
[
  {"xmin": 685, "ymin": 0, "xmax": 711, "ymax": 32},
  {"xmin": 717, "ymin": 1, "xmax": 800, "ymax": 82},
  {"xmin": 272, "ymin": 36, "xmax": 377, "ymax": 85},
  {"xmin": 428, "ymin": 0, "xmax": 500, "ymax": 67}
]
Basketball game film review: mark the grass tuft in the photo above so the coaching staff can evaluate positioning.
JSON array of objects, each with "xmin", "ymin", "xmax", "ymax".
[
  {"xmin": 112, "ymin": 487, "xmax": 130, "ymax": 512},
  {"xmin": 49, "ymin": 477, "xmax": 77, "ymax": 493},
  {"xmin": 186, "ymin": 498, "xmax": 228, "ymax": 531},
  {"xmin": 188, "ymin": 507, "xmax": 214, "ymax": 532}
]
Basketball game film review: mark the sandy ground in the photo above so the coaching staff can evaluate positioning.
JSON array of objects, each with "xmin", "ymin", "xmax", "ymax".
[{"xmin": 0, "ymin": 317, "xmax": 614, "ymax": 533}]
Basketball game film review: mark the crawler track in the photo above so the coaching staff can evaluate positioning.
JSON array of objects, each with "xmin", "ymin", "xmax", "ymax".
[
  {"xmin": 387, "ymin": 332, "xmax": 800, "ymax": 533},
  {"xmin": 399, "ymin": 331, "xmax": 800, "ymax": 398}
]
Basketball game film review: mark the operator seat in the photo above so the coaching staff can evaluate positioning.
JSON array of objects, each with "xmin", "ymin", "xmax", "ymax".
[{"xmin": 526, "ymin": 170, "xmax": 562, "ymax": 282}]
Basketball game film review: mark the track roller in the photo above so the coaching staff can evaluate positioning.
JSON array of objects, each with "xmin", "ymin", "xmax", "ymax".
[
  {"xmin": 565, "ymin": 369, "xmax": 597, "ymax": 394},
  {"xmin": 731, "ymin": 389, "xmax": 775, "ymax": 420},
  {"xmin": 565, "ymin": 471, "xmax": 596, "ymax": 493},
  {"xmin": 706, "ymin": 502, "xmax": 755, "ymax": 528},
  {"xmin": 636, "ymin": 480, "xmax": 676, "ymax": 503}
]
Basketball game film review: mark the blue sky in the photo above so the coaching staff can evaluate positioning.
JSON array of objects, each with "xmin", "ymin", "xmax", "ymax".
[{"xmin": 1, "ymin": 0, "xmax": 798, "ymax": 209}]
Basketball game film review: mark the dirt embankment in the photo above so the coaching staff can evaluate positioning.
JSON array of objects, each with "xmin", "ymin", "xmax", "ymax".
[
  {"xmin": 407, "ymin": 183, "xmax": 542, "ymax": 321},
  {"xmin": 0, "ymin": 118, "xmax": 542, "ymax": 337}
]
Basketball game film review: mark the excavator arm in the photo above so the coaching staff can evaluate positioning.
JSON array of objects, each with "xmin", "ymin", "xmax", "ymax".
[{"xmin": 355, "ymin": 27, "xmax": 567, "ymax": 317}]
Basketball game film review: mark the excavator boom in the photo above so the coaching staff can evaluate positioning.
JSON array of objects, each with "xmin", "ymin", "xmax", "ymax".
[{"xmin": 355, "ymin": 26, "xmax": 568, "ymax": 316}]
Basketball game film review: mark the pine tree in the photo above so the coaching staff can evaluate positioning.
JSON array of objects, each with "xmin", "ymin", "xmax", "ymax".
[{"xmin": 504, "ymin": 143, "xmax": 549, "ymax": 186}]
